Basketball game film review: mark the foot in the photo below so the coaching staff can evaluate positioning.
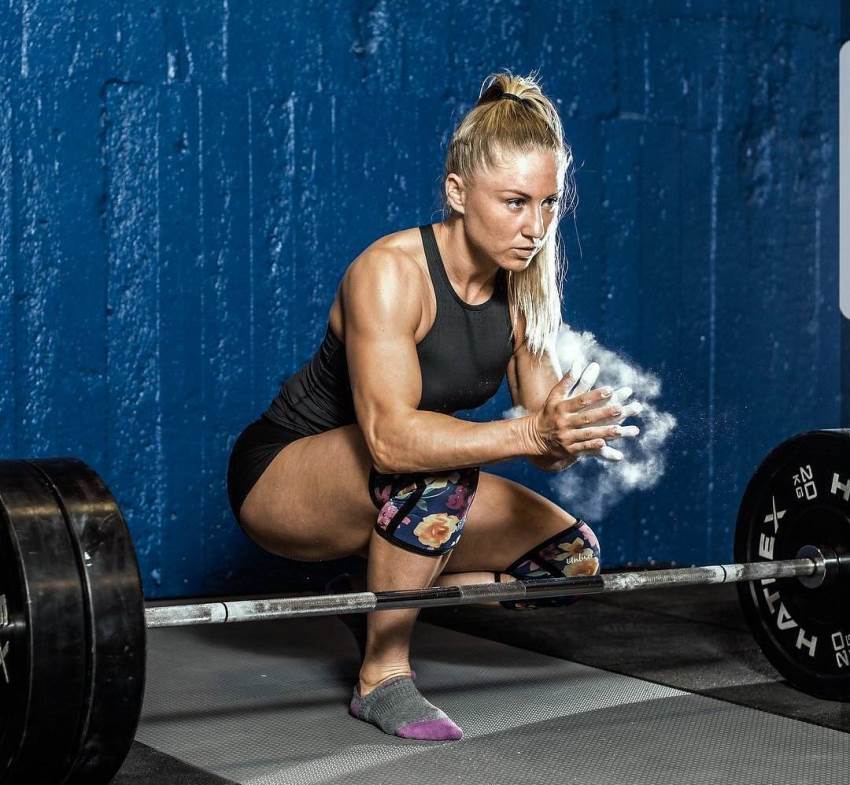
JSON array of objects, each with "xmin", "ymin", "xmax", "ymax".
[{"xmin": 349, "ymin": 674, "xmax": 463, "ymax": 741}]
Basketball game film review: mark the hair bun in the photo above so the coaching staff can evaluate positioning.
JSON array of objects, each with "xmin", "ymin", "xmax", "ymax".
[{"xmin": 477, "ymin": 78, "xmax": 512, "ymax": 106}]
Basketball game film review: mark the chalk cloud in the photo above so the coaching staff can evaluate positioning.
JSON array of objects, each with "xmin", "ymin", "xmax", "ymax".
[{"xmin": 503, "ymin": 323, "xmax": 677, "ymax": 520}]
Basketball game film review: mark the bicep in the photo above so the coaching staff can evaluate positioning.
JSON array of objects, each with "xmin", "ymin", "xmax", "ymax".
[{"xmin": 341, "ymin": 250, "xmax": 423, "ymax": 463}]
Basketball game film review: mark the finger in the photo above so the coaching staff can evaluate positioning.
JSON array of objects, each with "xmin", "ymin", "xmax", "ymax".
[
  {"xmin": 568, "ymin": 402, "xmax": 624, "ymax": 426},
  {"xmin": 548, "ymin": 371, "xmax": 576, "ymax": 404},
  {"xmin": 571, "ymin": 361, "xmax": 600, "ymax": 397},
  {"xmin": 582, "ymin": 384, "xmax": 630, "ymax": 413},
  {"xmin": 566, "ymin": 426, "xmax": 640, "ymax": 459},
  {"xmin": 581, "ymin": 444, "xmax": 625, "ymax": 462},
  {"xmin": 599, "ymin": 445, "xmax": 624, "ymax": 461},
  {"xmin": 568, "ymin": 424, "xmax": 631, "ymax": 442},
  {"xmin": 566, "ymin": 360, "xmax": 585, "ymax": 396},
  {"xmin": 566, "ymin": 438, "xmax": 607, "ymax": 455},
  {"xmin": 554, "ymin": 369, "xmax": 575, "ymax": 396},
  {"xmin": 612, "ymin": 386, "xmax": 633, "ymax": 403},
  {"xmin": 566, "ymin": 385, "xmax": 613, "ymax": 413},
  {"xmin": 612, "ymin": 425, "xmax": 640, "ymax": 439},
  {"xmin": 581, "ymin": 424, "xmax": 640, "ymax": 440},
  {"xmin": 585, "ymin": 385, "xmax": 632, "ymax": 409},
  {"xmin": 569, "ymin": 359, "xmax": 585, "ymax": 379},
  {"xmin": 593, "ymin": 401, "xmax": 644, "ymax": 426},
  {"xmin": 622, "ymin": 401, "xmax": 643, "ymax": 418}
]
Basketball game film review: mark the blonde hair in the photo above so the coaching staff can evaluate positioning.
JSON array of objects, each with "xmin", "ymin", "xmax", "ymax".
[{"xmin": 441, "ymin": 70, "xmax": 576, "ymax": 358}]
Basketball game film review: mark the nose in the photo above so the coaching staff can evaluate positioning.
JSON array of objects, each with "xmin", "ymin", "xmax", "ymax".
[{"xmin": 522, "ymin": 205, "xmax": 546, "ymax": 245}]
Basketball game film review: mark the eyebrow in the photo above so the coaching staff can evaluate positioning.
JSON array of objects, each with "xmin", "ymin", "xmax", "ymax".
[{"xmin": 499, "ymin": 189, "xmax": 561, "ymax": 199}]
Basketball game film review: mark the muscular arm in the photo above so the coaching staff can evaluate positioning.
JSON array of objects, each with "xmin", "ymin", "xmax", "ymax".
[{"xmin": 342, "ymin": 248, "xmax": 541, "ymax": 474}]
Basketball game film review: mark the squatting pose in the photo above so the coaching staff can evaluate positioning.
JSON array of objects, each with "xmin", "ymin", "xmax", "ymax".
[{"xmin": 227, "ymin": 71, "xmax": 641, "ymax": 740}]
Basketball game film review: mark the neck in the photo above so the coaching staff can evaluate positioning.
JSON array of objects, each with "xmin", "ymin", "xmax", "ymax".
[{"xmin": 435, "ymin": 216, "xmax": 501, "ymax": 298}]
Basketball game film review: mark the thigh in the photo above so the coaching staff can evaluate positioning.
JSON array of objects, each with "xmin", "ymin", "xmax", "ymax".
[
  {"xmin": 238, "ymin": 423, "xmax": 378, "ymax": 561},
  {"xmin": 443, "ymin": 471, "xmax": 578, "ymax": 574}
]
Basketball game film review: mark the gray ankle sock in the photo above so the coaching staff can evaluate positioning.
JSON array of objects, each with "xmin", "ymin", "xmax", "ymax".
[{"xmin": 349, "ymin": 675, "xmax": 463, "ymax": 741}]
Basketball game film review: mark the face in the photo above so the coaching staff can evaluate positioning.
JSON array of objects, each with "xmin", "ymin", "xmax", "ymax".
[{"xmin": 445, "ymin": 146, "xmax": 563, "ymax": 269}]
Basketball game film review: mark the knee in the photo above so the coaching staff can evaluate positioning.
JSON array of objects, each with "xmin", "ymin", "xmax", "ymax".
[
  {"xmin": 500, "ymin": 519, "xmax": 600, "ymax": 610},
  {"xmin": 369, "ymin": 466, "xmax": 480, "ymax": 557},
  {"xmin": 553, "ymin": 520, "xmax": 601, "ymax": 577}
]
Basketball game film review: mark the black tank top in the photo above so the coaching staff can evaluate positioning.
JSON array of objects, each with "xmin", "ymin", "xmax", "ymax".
[{"xmin": 263, "ymin": 224, "xmax": 514, "ymax": 433}]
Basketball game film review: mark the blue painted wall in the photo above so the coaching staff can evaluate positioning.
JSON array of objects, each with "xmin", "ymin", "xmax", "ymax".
[{"xmin": 0, "ymin": 1, "xmax": 842, "ymax": 598}]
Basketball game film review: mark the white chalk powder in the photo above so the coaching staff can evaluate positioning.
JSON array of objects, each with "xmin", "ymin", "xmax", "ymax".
[{"xmin": 503, "ymin": 323, "xmax": 677, "ymax": 520}]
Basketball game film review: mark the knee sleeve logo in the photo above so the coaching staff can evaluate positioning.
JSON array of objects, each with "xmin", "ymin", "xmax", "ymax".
[{"xmin": 538, "ymin": 529, "xmax": 599, "ymax": 577}]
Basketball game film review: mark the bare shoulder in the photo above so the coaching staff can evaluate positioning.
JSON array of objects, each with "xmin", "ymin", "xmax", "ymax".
[
  {"xmin": 345, "ymin": 228, "xmax": 426, "ymax": 297},
  {"xmin": 333, "ymin": 227, "xmax": 429, "ymax": 340},
  {"xmin": 359, "ymin": 226, "xmax": 428, "ymax": 276}
]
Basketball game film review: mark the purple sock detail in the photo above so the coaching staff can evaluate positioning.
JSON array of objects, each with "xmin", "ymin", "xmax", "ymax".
[
  {"xmin": 348, "ymin": 675, "xmax": 462, "ymax": 741},
  {"xmin": 396, "ymin": 717, "xmax": 464, "ymax": 741}
]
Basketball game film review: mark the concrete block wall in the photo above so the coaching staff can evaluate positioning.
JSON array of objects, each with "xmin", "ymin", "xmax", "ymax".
[{"xmin": 0, "ymin": 1, "xmax": 842, "ymax": 598}]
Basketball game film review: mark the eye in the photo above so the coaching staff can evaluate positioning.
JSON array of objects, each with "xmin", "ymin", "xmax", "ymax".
[{"xmin": 506, "ymin": 197, "xmax": 560, "ymax": 210}]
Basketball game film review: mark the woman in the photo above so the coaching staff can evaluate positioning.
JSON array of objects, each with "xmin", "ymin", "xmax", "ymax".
[{"xmin": 226, "ymin": 71, "xmax": 640, "ymax": 741}]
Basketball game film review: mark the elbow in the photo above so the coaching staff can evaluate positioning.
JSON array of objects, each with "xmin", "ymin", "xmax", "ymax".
[
  {"xmin": 373, "ymin": 457, "xmax": 396, "ymax": 475},
  {"xmin": 365, "ymin": 427, "xmax": 397, "ymax": 474},
  {"xmin": 360, "ymin": 408, "xmax": 413, "ymax": 474},
  {"xmin": 371, "ymin": 428, "xmax": 417, "ymax": 474},
  {"xmin": 370, "ymin": 438, "xmax": 398, "ymax": 474}
]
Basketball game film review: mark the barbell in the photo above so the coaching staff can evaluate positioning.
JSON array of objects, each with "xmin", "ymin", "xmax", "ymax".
[{"xmin": 0, "ymin": 428, "xmax": 848, "ymax": 785}]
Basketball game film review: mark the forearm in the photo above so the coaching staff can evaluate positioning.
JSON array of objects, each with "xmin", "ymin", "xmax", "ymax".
[{"xmin": 374, "ymin": 410, "xmax": 542, "ymax": 473}]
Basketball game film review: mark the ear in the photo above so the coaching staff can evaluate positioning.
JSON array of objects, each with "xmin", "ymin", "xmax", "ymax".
[{"xmin": 444, "ymin": 172, "xmax": 466, "ymax": 215}]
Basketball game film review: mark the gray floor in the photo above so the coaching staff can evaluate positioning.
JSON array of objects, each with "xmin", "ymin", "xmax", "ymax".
[
  {"xmin": 422, "ymin": 583, "xmax": 850, "ymax": 731},
  {"xmin": 134, "ymin": 615, "xmax": 850, "ymax": 785}
]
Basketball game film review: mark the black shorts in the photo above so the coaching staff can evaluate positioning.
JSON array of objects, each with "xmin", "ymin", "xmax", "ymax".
[
  {"xmin": 226, "ymin": 415, "xmax": 310, "ymax": 522},
  {"xmin": 225, "ymin": 416, "xmax": 430, "ymax": 527}
]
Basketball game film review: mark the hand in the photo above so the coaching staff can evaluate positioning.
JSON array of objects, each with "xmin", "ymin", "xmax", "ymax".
[
  {"xmin": 565, "ymin": 362, "xmax": 644, "ymax": 460},
  {"xmin": 527, "ymin": 362, "xmax": 641, "ymax": 465}
]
